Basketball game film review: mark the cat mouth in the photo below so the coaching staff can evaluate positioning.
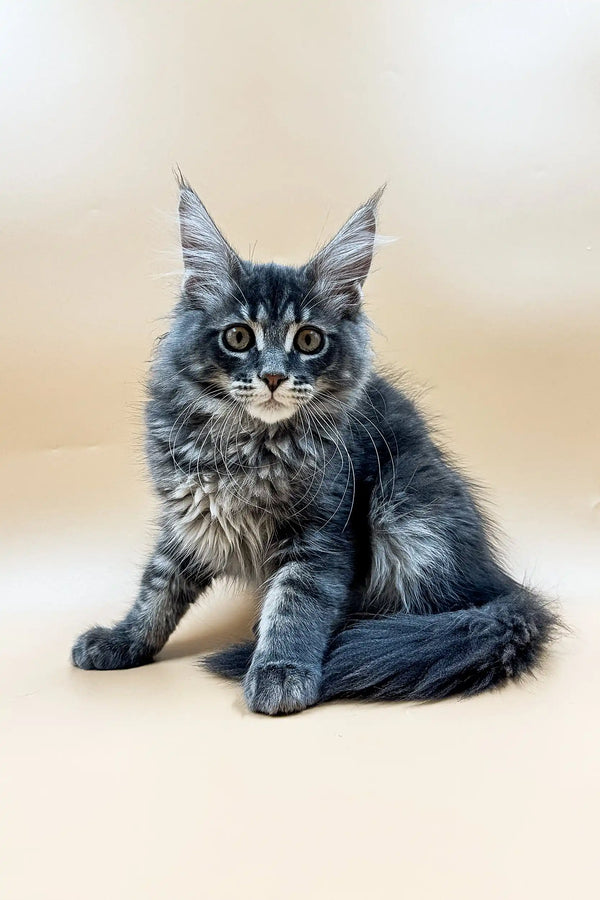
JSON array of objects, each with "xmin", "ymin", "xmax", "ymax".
[
  {"xmin": 247, "ymin": 393, "xmax": 296, "ymax": 423},
  {"xmin": 257, "ymin": 393, "xmax": 288, "ymax": 409}
]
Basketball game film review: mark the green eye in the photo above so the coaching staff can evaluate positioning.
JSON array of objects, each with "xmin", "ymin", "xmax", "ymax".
[
  {"xmin": 223, "ymin": 324, "xmax": 254, "ymax": 352},
  {"xmin": 294, "ymin": 327, "xmax": 324, "ymax": 354}
]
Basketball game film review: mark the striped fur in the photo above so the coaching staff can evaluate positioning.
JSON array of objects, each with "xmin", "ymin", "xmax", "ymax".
[{"xmin": 73, "ymin": 180, "xmax": 560, "ymax": 713}]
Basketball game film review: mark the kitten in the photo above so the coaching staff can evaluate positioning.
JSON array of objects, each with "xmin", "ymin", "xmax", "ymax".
[{"xmin": 72, "ymin": 176, "xmax": 559, "ymax": 714}]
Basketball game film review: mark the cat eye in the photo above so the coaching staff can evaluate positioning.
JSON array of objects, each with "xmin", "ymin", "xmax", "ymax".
[
  {"xmin": 294, "ymin": 327, "xmax": 324, "ymax": 355},
  {"xmin": 223, "ymin": 324, "xmax": 255, "ymax": 352}
]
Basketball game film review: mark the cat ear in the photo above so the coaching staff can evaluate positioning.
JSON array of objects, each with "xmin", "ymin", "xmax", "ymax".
[
  {"xmin": 308, "ymin": 186, "xmax": 385, "ymax": 315},
  {"xmin": 176, "ymin": 171, "xmax": 240, "ymax": 300}
]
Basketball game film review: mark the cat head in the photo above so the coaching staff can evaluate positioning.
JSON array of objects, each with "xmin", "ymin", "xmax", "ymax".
[{"xmin": 162, "ymin": 175, "xmax": 383, "ymax": 427}]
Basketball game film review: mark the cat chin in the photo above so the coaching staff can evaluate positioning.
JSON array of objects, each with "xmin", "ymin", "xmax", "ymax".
[{"xmin": 247, "ymin": 400, "xmax": 296, "ymax": 425}]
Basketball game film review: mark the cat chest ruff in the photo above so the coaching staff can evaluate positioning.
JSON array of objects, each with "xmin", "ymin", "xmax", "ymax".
[{"xmin": 167, "ymin": 473, "xmax": 281, "ymax": 573}]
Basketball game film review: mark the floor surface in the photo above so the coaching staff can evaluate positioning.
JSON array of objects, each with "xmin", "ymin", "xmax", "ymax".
[{"xmin": 1, "ymin": 446, "xmax": 598, "ymax": 900}]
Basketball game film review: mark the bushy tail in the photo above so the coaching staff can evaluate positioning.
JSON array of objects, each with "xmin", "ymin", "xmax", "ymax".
[
  {"xmin": 320, "ymin": 589, "xmax": 560, "ymax": 701},
  {"xmin": 203, "ymin": 588, "xmax": 560, "ymax": 702},
  {"xmin": 204, "ymin": 640, "xmax": 255, "ymax": 680}
]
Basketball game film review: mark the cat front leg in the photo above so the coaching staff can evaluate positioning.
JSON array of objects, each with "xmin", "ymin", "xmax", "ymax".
[
  {"xmin": 244, "ymin": 539, "xmax": 353, "ymax": 715},
  {"xmin": 72, "ymin": 530, "xmax": 211, "ymax": 670}
]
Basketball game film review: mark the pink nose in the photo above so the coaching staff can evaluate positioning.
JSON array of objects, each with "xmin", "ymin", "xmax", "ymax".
[{"xmin": 261, "ymin": 373, "xmax": 287, "ymax": 392}]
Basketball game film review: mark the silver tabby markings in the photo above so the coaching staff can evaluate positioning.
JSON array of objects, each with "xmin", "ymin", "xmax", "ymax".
[
  {"xmin": 163, "ymin": 418, "xmax": 323, "ymax": 580},
  {"xmin": 71, "ymin": 177, "xmax": 558, "ymax": 715}
]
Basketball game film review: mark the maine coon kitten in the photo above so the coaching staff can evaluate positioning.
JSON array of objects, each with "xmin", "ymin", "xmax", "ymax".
[{"xmin": 72, "ymin": 176, "xmax": 559, "ymax": 714}]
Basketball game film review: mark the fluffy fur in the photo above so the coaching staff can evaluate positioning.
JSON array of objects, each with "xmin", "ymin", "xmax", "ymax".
[{"xmin": 72, "ymin": 177, "xmax": 560, "ymax": 714}]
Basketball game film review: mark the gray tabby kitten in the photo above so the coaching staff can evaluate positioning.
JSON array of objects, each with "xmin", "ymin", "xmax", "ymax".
[{"xmin": 72, "ymin": 177, "xmax": 558, "ymax": 714}]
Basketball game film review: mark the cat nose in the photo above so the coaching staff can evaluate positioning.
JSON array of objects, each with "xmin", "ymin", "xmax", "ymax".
[{"xmin": 261, "ymin": 373, "xmax": 287, "ymax": 392}]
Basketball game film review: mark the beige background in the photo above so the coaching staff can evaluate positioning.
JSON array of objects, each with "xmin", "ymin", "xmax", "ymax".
[{"xmin": 1, "ymin": 2, "xmax": 599, "ymax": 898}]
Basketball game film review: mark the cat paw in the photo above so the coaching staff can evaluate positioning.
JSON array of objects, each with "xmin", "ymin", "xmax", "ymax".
[
  {"xmin": 243, "ymin": 661, "xmax": 321, "ymax": 715},
  {"xmin": 71, "ymin": 626, "xmax": 152, "ymax": 670}
]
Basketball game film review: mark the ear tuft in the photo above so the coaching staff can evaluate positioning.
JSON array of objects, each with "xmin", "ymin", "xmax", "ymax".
[
  {"xmin": 308, "ymin": 187, "xmax": 385, "ymax": 314},
  {"xmin": 173, "ymin": 164, "xmax": 192, "ymax": 193}
]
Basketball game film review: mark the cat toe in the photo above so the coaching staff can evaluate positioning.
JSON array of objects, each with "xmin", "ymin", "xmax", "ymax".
[
  {"xmin": 71, "ymin": 626, "xmax": 151, "ymax": 670},
  {"xmin": 243, "ymin": 662, "xmax": 321, "ymax": 715}
]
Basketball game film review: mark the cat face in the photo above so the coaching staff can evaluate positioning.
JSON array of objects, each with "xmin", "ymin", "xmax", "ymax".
[{"xmin": 163, "ymin": 178, "xmax": 383, "ymax": 427}]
